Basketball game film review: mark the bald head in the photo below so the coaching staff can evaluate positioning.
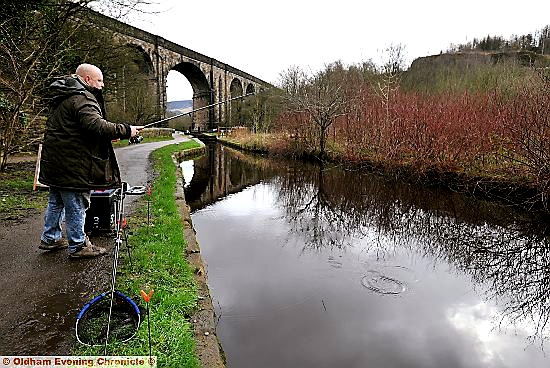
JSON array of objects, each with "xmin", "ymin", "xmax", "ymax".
[{"xmin": 76, "ymin": 63, "xmax": 104, "ymax": 90}]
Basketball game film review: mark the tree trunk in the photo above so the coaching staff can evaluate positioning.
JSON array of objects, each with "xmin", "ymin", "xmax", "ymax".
[{"xmin": 320, "ymin": 125, "xmax": 327, "ymax": 158}]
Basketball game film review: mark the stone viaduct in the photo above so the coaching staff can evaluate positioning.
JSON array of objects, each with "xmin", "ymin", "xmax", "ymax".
[{"xmin": 93, "ymin": 11, "xmax": 271, "ymax": 130}]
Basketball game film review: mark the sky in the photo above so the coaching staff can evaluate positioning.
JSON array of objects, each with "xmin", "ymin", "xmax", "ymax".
[{"xmin": 125, "ymin": 0, "xmax": 550, "ymax": 101}]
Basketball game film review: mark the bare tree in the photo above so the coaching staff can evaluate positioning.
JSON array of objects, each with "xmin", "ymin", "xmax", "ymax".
[
  {"xmin": 279, "ymin": 63, "xmax": 349, "ymax": 158},
  {"xmin": 0, "ymin": 1, "xmax": 83, "ymax": 170},
  {"xmin": 0, "ymin": 0, "xmax": 152, "ymax": 171},
  {"xmin": 498, "ymin": 70, "xmax": 550, "ymax": 210},
  {"xmin": 375, "ymin": 44, "xmax": 406, "ymax": 124},
  {"xmin": 241, "ymin": 89, "xmax": 283, "ymax": 134},
  {"xmin": 88, "ymin": 0, "xmax": 156, "ymax": 19}
]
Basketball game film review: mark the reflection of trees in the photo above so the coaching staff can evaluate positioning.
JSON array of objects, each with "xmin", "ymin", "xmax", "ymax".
[
  {"xmin": 274, "ymin": 163, "xmax": 434, "ymax": 252},
  {"xmin": 192, "ymin": 146, "xmax": 550, "ymax": 342},
  {"xmin": 275, "ymin": 166, "xmax": 355, "ymax": 251},
  {"xmin": 272, "ymin": 160, "xmax": 550, "ymax": 343},
  {"xmin": 421, "ymin": 218, "xmax": 550, "ymax": 342}
]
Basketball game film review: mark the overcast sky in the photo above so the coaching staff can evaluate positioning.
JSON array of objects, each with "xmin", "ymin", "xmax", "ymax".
[{"xmin": 126, "ymin": 0, "xmax": 550, "ymax": 101}]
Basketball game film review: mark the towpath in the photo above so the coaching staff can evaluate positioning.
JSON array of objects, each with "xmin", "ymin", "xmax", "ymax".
[{"xmin": 0, "ymin": 134, "xmax": 187, "ymax": 354}]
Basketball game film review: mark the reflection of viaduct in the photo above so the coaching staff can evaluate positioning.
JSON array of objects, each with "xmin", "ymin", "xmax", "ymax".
[
  {"xmin": 93, "ymin": 11, "xmax": 271, "ymax": 130},
  {"xmin": 183, "ymin": 144, "xmax": 275, "ymax": 211}
]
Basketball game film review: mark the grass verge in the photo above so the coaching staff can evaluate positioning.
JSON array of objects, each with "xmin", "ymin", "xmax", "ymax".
[
  {"xmin": 0, "ymin": 137, "xmax": 174, "ymax": 219},
  {"xmin": 74, "ymin": 140, "xmax": 203, "ymax": 367},
  {"xmin": 0, "ymin": 161, "xmax": 47, "ymax": 220}
]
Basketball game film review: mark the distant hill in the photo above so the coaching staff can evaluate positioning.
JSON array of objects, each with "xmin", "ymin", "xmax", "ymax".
[
  {"xmin": 167, "ymin": 100, "xmax": 192, "ymax": 111},
  {"xmin": 402, "ymin": 50, "xmax": 550, "ymax": 92},
  {"xmin": 409, "ymin": 50, "xmax": 550, "ymax": 71}
]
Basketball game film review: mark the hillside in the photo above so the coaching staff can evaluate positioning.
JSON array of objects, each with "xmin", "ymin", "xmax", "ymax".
[
  {"xmin": 167, "ymin": 100, "xmax": 192, "ymax": 111},
  {"xmin": 402, "ymin": 51, "xmax": 550, "ymax": 92},
  {"xmin": 409, "ymin": 50, "xmax": 550, "ymax": 71}
]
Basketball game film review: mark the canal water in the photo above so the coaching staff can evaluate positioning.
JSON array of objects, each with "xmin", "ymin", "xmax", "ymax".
[{"xmin": 181, "ymin": 144, "xmax": 550, "ymax": 368}]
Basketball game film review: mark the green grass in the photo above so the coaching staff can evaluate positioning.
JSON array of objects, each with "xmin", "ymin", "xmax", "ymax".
[
  {"xmin": 74, "ymin": 140, "xmax": 203, "ymax": 367},
  {"xmin": 0, "ymin": 161, "xmax": 47, "ymax": 220},
  {"xmin": 0, "ymin": 136, "xmax": 175, "ymax": 218}
]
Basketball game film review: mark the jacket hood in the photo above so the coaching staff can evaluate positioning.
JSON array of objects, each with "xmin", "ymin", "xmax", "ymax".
[
  {"xmin": 45, "ymin": 75, "xmax": 105, "ymax": 114},
  {"xmin": 48, "ymin": 75, "xmax": 87, "ymax": 96}
]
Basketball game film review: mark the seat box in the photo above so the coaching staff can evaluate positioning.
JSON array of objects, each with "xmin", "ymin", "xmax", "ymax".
[{"xmin": 85, "ymin": 189, "xmax": 117, "ymax": 233}]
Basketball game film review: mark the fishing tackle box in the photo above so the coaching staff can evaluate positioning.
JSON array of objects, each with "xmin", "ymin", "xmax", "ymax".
[{"xmin": 85, "ymin": 189, "xmax": 117, "ymax": 233}]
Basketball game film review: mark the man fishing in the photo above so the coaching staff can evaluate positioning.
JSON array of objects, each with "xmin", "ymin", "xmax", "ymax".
[{"xmin": 38, "ymin": 63, "xmax": 141, "ymax": 258}]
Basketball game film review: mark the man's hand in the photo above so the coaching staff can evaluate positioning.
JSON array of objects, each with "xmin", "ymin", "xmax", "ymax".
[{"xmin": 130, "ymin": 126, "xmax": 144, "ymax": 137}]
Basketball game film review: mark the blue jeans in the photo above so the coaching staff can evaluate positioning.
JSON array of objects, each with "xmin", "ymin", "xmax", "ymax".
[{"xmin": 41, "ymin": 188, "xmax": 91, "ymax": 252}]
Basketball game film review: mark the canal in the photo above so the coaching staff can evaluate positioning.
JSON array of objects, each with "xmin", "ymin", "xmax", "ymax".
[{"xmin": 181, "ymin": 143, "xmax": 550, "ymax": 368}]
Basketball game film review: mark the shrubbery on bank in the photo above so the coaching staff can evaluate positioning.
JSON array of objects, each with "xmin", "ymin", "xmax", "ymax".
[{"xmin": 224, "ymin": 67, "xmax": 550, "ymax": 211}]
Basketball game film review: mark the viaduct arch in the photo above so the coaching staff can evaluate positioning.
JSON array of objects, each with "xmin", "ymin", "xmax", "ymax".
[{"xmin": 93, "ymin": 11, "xmax": 271, "ymax": 130}]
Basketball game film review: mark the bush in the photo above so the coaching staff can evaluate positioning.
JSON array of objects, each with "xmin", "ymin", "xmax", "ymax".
[{"xmin": 139, "ymin": 128, "xmax": 174, "ymax": 138}]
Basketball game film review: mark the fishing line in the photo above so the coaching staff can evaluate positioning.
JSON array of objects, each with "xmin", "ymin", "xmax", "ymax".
[{"xmin": 216, "ymin": 293, "xmax": 319, "ymax": 321}]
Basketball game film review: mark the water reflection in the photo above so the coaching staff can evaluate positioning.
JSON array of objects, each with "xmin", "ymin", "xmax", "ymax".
[
  {"xmin": 183, "ymin": 144, "xmax": 550, "ymax": 367},
  {"xmin": 181, "ymin": 144, "xmax": 279, "ymax": 211},
  {"xmin": 271, "ymin": 161, "xmax": 550, "ymax": 343}
]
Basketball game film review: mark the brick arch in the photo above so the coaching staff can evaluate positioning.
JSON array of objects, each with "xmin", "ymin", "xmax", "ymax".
[
  {"xmin": 246, "ymin": 83, "xmax": 255, "ymax": 95},
  {"xmin": 229, "ymin": 78, "xmax": 244, "ymax": 97},
  {"xmin": 102, "ymin": 43, "xmax": 157, "ymax": 124},
  {"xmin": 124, "ymin": 44, "xmax": 154, "ymax": 74},
  {"xmin": 229, "ymin": 78, "xmax": 244, "ymax": 125},
  {"xmin": 171, "ymin": 62, "xmax": 211, "ymax": 131}
]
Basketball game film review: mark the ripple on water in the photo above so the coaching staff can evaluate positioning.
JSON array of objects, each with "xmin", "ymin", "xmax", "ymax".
[{"xmin": 361, "ymin": 264, "xmax": 418, "ymax": 295}]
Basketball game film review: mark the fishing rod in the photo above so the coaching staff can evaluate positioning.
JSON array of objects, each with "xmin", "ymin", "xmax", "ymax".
[{"xmin": 138, "ymin": 92, "xmax": 255, "ymax": 130}]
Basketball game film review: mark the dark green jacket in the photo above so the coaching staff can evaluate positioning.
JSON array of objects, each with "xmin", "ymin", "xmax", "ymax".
[{"xmin": 39, "ymin": 75, "xmax": 131, "ymax": 190}]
